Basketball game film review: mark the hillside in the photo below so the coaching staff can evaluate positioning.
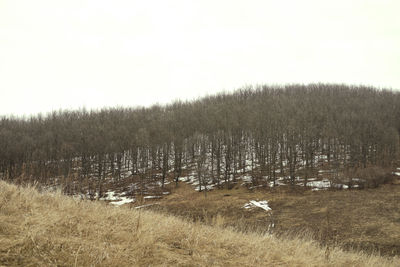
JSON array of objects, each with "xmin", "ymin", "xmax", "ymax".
[
  {"xmin": 1, "ymin": 84, "xmax": 399, "ymax": 200},
  {"xmin": 151, "ymin": 177, "xmax": 400, "ymax": 257},
  {"xmin": 0, "ymin": 181, "xmax": 399, "ymax": 266}
]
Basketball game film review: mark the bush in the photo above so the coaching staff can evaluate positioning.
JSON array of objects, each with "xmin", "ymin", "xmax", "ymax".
[{"xmin": 349, "ymin": 167, "xmax": 393, "ymax": 189}]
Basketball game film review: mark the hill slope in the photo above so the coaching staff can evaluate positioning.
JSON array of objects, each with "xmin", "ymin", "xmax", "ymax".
[{"xmin": 0, "ymin": 181, "xmax": 398, "ymax": 266}]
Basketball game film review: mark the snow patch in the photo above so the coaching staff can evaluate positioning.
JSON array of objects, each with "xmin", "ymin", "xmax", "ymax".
[
  {"xmin": 110, "ymin": 197, "xmax": 134, "ymax": 206},
  {"xmin": 268, "ymin": 181, "xmax": 286, "ymax": 187},
  {"xmin": 135, "ymin": 203, "xmax": 158, "ymax": 209},
  {"xmin": 100, "ymin": 191, "xmax": 119, "ymax": 201},
  {"xmin": 243, "ymin": 200, "xmax": 271, "ymax": 211},
  {"xmin": 334, "ymin": 184, "xmax": 348, "ymax": 189},
  {"xmin": 100, "ymin": 191, "xmax": 135, "ymax": 206},
  {"xmin": 241, "ymin": 175, "xmax": 253, "ymax": 183},
  {"xmin": 195, "ymin": 184, "xmax": 215, "ymax": 191},
  {"xmin": 307, "ymin": 180, "xmax": 331, "ymax": 188},
  {"xmin": 178, "ymin": 176, "xmax": 197, "ymax": 183},
  {"xmin": 144, "ymin": 196, "xmax": 161, "ymax": 199}
]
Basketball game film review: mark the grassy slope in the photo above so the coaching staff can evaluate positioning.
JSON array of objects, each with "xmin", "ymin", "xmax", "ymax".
[
  {"xmin": 0, "ymin": 181, "xmax": 399, "ymax": 267},
  {"xmin": 152, "ymin": 180, "xmax": 400, "ymax": 257}
]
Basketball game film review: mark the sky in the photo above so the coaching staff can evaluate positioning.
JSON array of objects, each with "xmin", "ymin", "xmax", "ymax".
[{"xmin": 0, "ymin": 0, "xmax": 399, "ymax": 117}]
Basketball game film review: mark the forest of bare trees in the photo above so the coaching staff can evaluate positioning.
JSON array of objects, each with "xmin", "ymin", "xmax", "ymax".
[{"xmin": 1, "ymin": 84, "xmax": 399, "ymax": 196}]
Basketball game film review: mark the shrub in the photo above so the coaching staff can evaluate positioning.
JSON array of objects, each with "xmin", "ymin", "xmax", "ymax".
[{"xmin": 349, "ymin": 167, "xmax": 393, "ymax": 189}]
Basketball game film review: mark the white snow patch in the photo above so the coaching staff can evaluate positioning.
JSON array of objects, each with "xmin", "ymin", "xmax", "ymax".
[
  {"xmin": 308, "ymin": 180, "xmax": 349, "ymax": 190},
  {"xmin": 243, "ymin": 200, "xmax": 272, "ymax": 211},
  {"xmin": 241, "ymin": 175, "xmax": 253, "ymax": 183},
  {"xmin": 178, "ymin": 176, "xmax": 197, "ymax": 183},
  {"xmin": 195, "ymin": 184, "xmax": 215, "ymax": 191},
  {"xmin": 135, "ymin": 203, "xmax": 158, "ymax": 209},
  {"xmin": 100, "ymin": 191, "xmax": 120, "ymax": 201},
  {"xmin": 318, "ymin": 169, "xmax": 333, "ymax": 174},
  {"xmin": 110, "ymin": 197, "xmax": 134, "ymax": 206},
  {"xmin": 334, "ymin": 184, "xmax": 348, "ymax": 189},
  {"xmin": 144, "ymin": 196, "xmax": 161, "ymax": 199},
  {"xmin": 100, "ymin": 191, "xmax": 135, "ymax": 206},
  {"xmin": 268, "ymin": 181, "xmax": 286, "ymax": 187},
  {"xmin": 248, "ymin": 185, "xmax": 264, "ymax": 189},
  {"xmin": 307, "ymin": 180, "xmax": 331, "ymax": 188},
  {"xmin": 156, "ymin": 180, "xmax": 171, "ymax": 186}
]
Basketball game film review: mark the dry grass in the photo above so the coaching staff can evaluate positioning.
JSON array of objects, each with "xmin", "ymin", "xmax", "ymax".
[
  {"xmin": 0, "ymin": 181, "xmax": 399, "ymax": 266},
  {"xmin": 150, "ymin": 177, "xmax": 400, "ymax": 257},
  {"xmin": 269, "ymin": 184, "xmax": 400, "ymax": 256}
]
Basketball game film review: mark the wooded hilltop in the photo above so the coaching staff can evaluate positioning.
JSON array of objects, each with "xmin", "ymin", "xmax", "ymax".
[{"xmin": 1, "ymin": 84, "xmax": 399, "ymax": 196}]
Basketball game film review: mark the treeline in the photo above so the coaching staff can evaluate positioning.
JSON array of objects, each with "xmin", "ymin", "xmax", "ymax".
[{"xmin": 0, "ymin": 84, "xmax": 399, "ymax": 194}]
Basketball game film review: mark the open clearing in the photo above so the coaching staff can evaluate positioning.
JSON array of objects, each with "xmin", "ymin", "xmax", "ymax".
[
  {"xmin": 1, "ymin": 181, "xmax": 400, "ymax": 266},
  {"xmin": 146, "ymin": 175, "xmax": 400, "ymax": 257}
]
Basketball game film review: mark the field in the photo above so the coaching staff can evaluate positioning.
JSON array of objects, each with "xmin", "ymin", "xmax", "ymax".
[
  {"xmin": 151, "ymin": 179, "xmax": 400, "ymax": 257},
  {"xmin": 1, "ymin": 181, "xmax": 399, "ymax": 266},
  {"xmin": 1, "ymin": 85, "xmax": 400, "ymax": 266}
]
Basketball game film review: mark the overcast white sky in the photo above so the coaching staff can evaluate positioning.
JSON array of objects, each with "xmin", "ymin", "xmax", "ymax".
[{"xmin": 0, "ymin": 0, "xmax": 399, "ymax": 116}]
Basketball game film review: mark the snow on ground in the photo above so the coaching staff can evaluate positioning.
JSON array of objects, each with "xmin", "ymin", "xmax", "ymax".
[
  {"xmin": 155, "ymin": 180, "xmax": 171, "ymax": 186},
  {"xmin": 135, "ymin": 203, "xmax": 158, "ymax": 209},
  {"xmin": 178, "ymin": 160, "xmax": 366, "ymax": 192},
  {"xmin": 318, "ymin": 169, "xmax": 333, "ymax": 173},
  {"xmin": 241, "ymin": 175, "xmax": 253, "ymax": 183},
  {"xmin": 100, "ymin": 191, "xmax": 120, "ymax": 201},
  {"xmin": 307, "ymin": 180, "xmax": 350, "ymax": 190},
  {"xmin": 243, "ymin": 200, "xmax": 272, "ymax": 211},
  {"xmin": 244, "ymin": 160, "xmax": 261, "ymax": 172},
  {"xmin": 100, "ymin": 191, "xmax": 135, "ymax": 206},
  {"xmin": 307, "ymin": 180, "xmax": 331, "ymax": 188},
  {"xmin": 143, "ymin": 196, "xmax": 161, "ymax": 199},
  {"xmin": 334, "ymin": 184, "xmax": 349, "ymax": 189},
  {"xmin": 194, "ymin": 184, "xmax": 215, "ymax": 191},
  {"xmin": 178, "ymin": 176, "xmax": 197, "ymax": 183},
  {"xmin": 268, "ymin": 180, "xmax": 286, "ymax": 187},
  {"xmin": 123, "ymin": 170, "xmax": 132, "ymax": 178},
  {"xmin": 110, "ymin": 197, "xmax": 135, "ymax": 206},
  {"xmin": 179, "ymin": 174, "xmax": 224, "ymax": 191}
]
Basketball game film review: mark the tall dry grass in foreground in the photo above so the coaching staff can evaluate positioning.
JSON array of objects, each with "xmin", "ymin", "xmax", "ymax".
[{"xmin": 0, "ymin": 181, "xmax": 398, "ymax": 267}]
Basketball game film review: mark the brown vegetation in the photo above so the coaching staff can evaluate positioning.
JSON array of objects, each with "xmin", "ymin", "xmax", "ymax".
[
  {"xmin": 151, "ymin": 176, "xmax": 400, "ymax": 257},
  {"xmin": 1, "ymin": 181, "xmax": 399, "ymax": 266},
  {"xmin": 1, "ymin": 84, "xmax": 399, "ymax": 199}
]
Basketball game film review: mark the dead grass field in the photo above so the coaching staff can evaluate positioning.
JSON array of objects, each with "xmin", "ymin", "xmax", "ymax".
[
  {"xmin": 150, "ymin": 176, "xmax": 400, "ymax": 257},
  {"xmin": 1, "ymin": 181, "xmax": 399, "ymax": 266}
]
